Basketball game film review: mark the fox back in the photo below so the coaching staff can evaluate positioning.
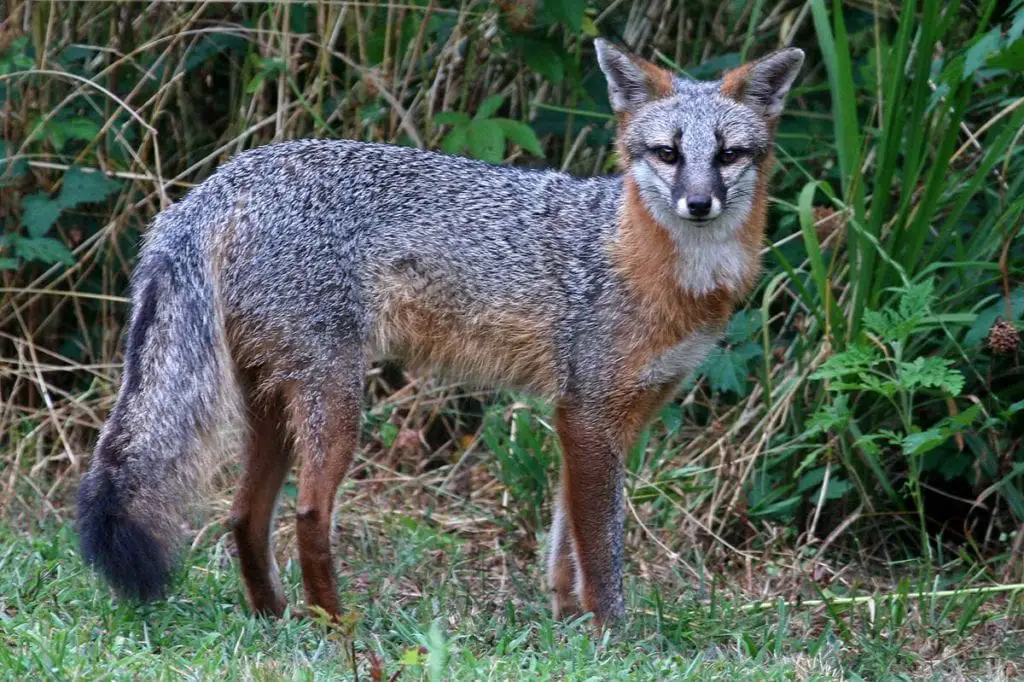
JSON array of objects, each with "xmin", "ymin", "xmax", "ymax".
[{"xmin": 77, "ymin": 39, "xmax": 803, "ymax": 627}]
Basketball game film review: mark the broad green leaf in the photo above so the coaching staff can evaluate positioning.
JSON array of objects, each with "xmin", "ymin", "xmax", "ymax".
[
  {"xmin": 545, "ymin": 0, "xmax": 585, "ymax": 31},
  {"xmin": 989, "ymin": 36, "xmax": 1024, "ymax": 71},
  {"xmin": 902, "ymin": 429, "xmax": 949, "ymax": 456},
  {"xmin": 467, "ymin": 118, "xmax": 505, "ymax": 164},
  {"xmin": 963, "ymin": 29, "xmax": 1002, "ymax": 78},
  {"xmin": 474, "ymin": 94, "xmax": 504, "ymax": 120},
  {"xmin": 936, "ymin": 452, "xmax": 971, "ymax": 480},
  {"xmin": 440, "ymin": 126, "xmax": 468, "ymax": 156},
  {"xmin": 799, "ymin": 467, "xmax": 853, "ymax": 500},
  {"xmin": 32, "ymin": 116, "xmax": 101, "ymax": 151},
  {"xmin": 58, "ymin": 167, "xmax": 123, "ymax": 209},
  {"xmin": 523, "ymin": 41, "xmax": 564, "ymax": 83},
  {"xmin": 21, "ymin": 193, "xmax": 61, "ymax": 238},
  {"xmin": 12, "ymin": 235, "xmax": 74, "ymax": 265},
  {"xmin": 0, "ymin": 155, "xmax": 28, "ymax": 183},
  {"xmin": 63, "ymin": 118, "xmax": 99, "ymax": 139},
  {"xmin": 659, "ymin": 403, "xmax": 682, "ymax": 435},
  {"xmin": 0, "ymin": 258, "xmax": 17, "ymax": 270},
  {"xmin": 495, "ymin": 119, "xmax": 543, "ymax": 156},
  {"xmin": 433, "ymin": 111, "xmax": 471, "ymax": 127},
  {"xmin": 581, "ymin": 14, "xmax": 599, "ymax": 37},
  {"xmin": 1005, "ymin": 400, "xmax": 1024, "ymax": 419},
  {"xmin": 1011, "ymin": 6, "xmax": 1024, "ymax": 43}
]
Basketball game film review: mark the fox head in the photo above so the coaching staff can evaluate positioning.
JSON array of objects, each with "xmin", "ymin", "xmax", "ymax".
[{"xmin": 596, "ymin": 39, "xmax": 803, "ymax": 236}]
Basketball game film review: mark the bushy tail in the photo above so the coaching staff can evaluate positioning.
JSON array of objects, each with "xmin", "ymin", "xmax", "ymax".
[{"xmin": 77, "ymin": 240, "xmax": 239, "ymax": 600}]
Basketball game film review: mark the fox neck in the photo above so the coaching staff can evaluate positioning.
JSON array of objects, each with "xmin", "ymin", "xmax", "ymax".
[{"xmin": 611, "ymin": 166, "xmax": 768, "ymax": 344}]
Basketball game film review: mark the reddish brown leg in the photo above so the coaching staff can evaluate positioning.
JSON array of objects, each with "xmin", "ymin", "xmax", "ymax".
[
  {"xmin": 287, "ymin": 376, "xmax": 362, "ymax": 620},
  {"xmin": 554, "ymin": 401, "xmax": 627, "ymax": 626},
  {"xmin": 547, "ymin": 470, "xmax": 580, "ymax": 619},
  {"xmin": 230, "ymin": 390, "xmax": 294, "ymax": 618}
]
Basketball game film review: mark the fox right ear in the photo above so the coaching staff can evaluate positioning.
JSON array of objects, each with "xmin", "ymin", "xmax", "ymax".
[{"xmin": 595, "ymin": 38, "xmax": 674, "ymax": 115}]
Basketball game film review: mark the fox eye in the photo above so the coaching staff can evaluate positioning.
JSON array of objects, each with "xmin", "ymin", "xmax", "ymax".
[
  {"xmin": 653, "ymin": 146, "xmax": 679, "ymax": 164},
  {"xmin": 718, "ymin": 148, "xmax": 743, "ymax": 164}
]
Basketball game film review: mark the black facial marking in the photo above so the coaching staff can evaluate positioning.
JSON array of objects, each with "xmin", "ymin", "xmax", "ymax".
[{"xmin": 710, "ymin": 166, "xmax": 727, "ymax": 203}]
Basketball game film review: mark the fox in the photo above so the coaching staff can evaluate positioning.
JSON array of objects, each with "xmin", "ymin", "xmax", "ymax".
[{"xmin": 77, "ymin": 39, "xmax": 803, "ymax": 627}]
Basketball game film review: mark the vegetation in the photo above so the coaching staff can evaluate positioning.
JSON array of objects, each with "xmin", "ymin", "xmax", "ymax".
[{"xmin": 1, "ymin": 0, "xmax": 1022, "ymax": 678}]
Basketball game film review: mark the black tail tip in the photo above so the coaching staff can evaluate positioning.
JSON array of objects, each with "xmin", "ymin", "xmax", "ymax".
[{"xmin": 77, "ymin": 470, "xmax": 172, "ymax": 602}]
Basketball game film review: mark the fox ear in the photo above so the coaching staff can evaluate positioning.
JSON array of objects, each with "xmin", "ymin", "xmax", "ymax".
[
  {"xmin": 595, "ymin": 38, "xmax": 673, "ymax": 114},
  {"xmin": 723, "ymin": 48, "xmax": 804, "ymax": 118}
]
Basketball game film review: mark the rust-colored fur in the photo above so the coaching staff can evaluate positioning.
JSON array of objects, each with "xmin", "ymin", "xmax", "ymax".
[
  {"xmin": 371, "ymin": 281, "xmax": 560, "ymax": 396},
  {"xmin": 609, "ymin": 172, "xmax": 765, "ymax": 386}
]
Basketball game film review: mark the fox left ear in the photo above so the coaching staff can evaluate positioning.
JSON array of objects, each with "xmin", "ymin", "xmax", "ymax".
[{"xmin": 723, "ymin": 48, "xmax": 805, "ymax": 118}]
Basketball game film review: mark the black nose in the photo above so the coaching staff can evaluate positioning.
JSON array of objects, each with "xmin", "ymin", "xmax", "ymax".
[{"xmin": 687, "ymin": 195, "xmax": 713, "ymax": 217}]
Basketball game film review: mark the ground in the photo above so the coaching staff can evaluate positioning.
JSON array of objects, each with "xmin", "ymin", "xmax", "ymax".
[{"xmin": 1, "ymin": 478, "xmax": 1021, "ymax": 682}]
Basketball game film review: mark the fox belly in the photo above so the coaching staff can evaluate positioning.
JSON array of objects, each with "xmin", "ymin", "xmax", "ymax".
[{"xmin": 368, "ymin": 264, "xmax": 561, "ymax": 396}]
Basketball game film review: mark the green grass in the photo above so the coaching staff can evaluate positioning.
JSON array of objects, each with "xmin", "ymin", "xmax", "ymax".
[
  {"xmin": 3, "ymin": 1, "xmax": 1024, "ymax": 679},
  {"xmin": 1, "ymin": 512, "xmax": 1020, "ymax": 681}
]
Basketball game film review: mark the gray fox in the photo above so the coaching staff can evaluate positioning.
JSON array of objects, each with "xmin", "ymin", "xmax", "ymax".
[{"xmin": 77, "ymin": 39, "xmax": 803, "ymax": 626}]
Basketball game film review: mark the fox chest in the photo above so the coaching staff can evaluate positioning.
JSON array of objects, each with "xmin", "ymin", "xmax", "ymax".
[{"xmin": 639, "ymin": 329, "xmax": 722, "ymax": 388}]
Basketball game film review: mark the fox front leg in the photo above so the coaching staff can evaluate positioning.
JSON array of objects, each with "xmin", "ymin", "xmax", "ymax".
[{"xmin": 552, "ymin": 401, "xmax": 627, "ymax": 626}]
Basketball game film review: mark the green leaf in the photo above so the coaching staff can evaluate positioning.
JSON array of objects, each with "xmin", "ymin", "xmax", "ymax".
[
  {"xmin": 797, "ymin": 181, "xmax": 837, "ymax": 333},
  {"xmin": 523, "ymin": 40, "xmax": 564, "ymax": 83},
  {"xmin": 812, "ymin": 346, "xmax": 881, "ymax": 383},
  {"xmin": 581, "ymin": 14, "xmax": 599, "ymax": 37},
  {"xmin": 433, "ymin": 111, "xmax": 471, "ymax": 127},
  {"xmin": 57, "ymin": 167, "xmax": 123, "ymax": 209},
  {"xmin": 1010, "ymin": 6, "xmax": 1024, "ymax": 43},
  {"xmin": 379, "ymin": 422, "xmax": 398, "ymax": 447},
  {"xmin": 12, "ymin": 235, "xmax": 74, "ymax": 265},
  {"xmin": 0, "ymin": 155, "xmax": 28, "ymax": 184},
  {"xmin": 245, "ymin": 71, "xmax": 266, "ymax": 94},
  {"xmin": 902, "ymin": 429, "xmax": 948, "ymax": 456},
  {"xmin": 659, "ymin": 403, "xmax": 682, "ymax": 435},
  {"xmin": 467, "ymin": 119, "xmax": 505, "ymax": 164},
  {"xmin": 807, "ymin": 394, "xmax": 852, "ymax": 435},
  {"xmin": 725, "ymin": 309, "xmax": 761, "ymax": 344},
  {"xmin": 699, "ymin": 342, "xmax": 761, "ymax": 395},
  {"xmin": 0, "ymin": 258, "xmax": 17, "ymax": 270},
  {"xmin": 21, "ymin": 193, "xmax": 61, "ymax": 238},
  {"xmin": 399, "ymin": 647, "xmax": 427, "ymax": 666},
  {"xmin": 495, "ymin": 119, "xmax": 544, "ymax": 156},
  {"xmin": 896, "ymin": 356, "xmax": 964, "ymax": 395},
  {"xmin": 989, "ymin": 36, "xmax": 1024, "ymax": 71},
  {"xmin": 963, "ymin": 29, "xmax": 1002, "ymax": 78},
  {"xmin": 58, "ymin": 116, "xmax": 101, "ymax": 142},
  {"xmin": 545, "ymin": 0, "xmax": 585, "ymax": 31},
  {"xmin": 474, "ymin": 94, "xmax": 505, "ymax": 120},
  {"xmin": 798, "ymin": 467, "xmax": 853, "ymax": 500},
  {"xmin": 440, "ymin": 126, "xmax": 468, "ymax": 156}
]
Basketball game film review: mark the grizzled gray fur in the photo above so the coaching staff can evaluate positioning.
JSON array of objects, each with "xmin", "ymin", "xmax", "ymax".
[{"xmin": 77, "ymin": 38, "xmax": 803, "ymax": 624}]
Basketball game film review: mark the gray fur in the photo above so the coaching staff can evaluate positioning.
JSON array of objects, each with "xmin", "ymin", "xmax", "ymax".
[{"xmin": 79, "ymin": 41, "xmax": 802, "ymax": 622}]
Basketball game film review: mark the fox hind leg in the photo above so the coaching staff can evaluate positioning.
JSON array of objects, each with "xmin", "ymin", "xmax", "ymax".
[
  {"xmin": 285, "ymin": 357, "xmax": 364, "ymax": 620},
  {"xmin": 230, "ymin": 386, "xmax": 295, "ymax": 617}
]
